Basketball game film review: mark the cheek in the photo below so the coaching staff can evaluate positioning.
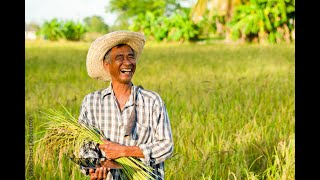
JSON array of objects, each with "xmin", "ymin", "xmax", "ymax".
[
  {"xmin": 132, "ymin": 64, "xmax": 137, "ymax": 72},
  {"xmin": 132, "ymin": 62, "xmax": 137, "ymax": 68}
]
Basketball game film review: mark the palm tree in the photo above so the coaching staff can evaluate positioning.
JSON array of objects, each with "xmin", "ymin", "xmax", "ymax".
[
  {"xmin": 190, "ymin": 0, "xmax": 245, "ymax": 40},
  {"xmin": 190, "ymin": 0, "xmax": 245, "ymax": 22}
]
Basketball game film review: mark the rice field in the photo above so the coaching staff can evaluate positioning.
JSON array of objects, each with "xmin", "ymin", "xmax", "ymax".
[{"xmin": 25, "ymin": 39, "xmax": 295, "ymax": 180}]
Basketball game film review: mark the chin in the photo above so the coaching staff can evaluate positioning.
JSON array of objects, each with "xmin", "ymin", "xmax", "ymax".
[{"xmin": 119, "ymin": 78, "xmax": 132, "ymax": 84}]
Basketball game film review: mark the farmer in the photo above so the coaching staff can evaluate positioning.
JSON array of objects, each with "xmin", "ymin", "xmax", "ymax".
[{"xmin": 78, "ymin": 30, "xmax": 174, "ymax": 180}]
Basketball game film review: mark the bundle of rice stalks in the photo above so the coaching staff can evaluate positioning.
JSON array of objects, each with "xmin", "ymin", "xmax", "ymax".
[{"xmin": 34, "ymin": 105, "xmax": 156, "ymax": 180}]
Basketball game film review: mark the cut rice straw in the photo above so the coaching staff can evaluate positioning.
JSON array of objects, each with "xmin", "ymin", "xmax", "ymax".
[{"xmin": 34, "ymin": 104, "xmax": 157, "ymax": 180}]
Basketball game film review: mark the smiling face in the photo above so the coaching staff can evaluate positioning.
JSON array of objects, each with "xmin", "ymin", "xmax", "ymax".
[{"xmin": 103, "ymin": 44, "xmax": 136, "ymax": 85}]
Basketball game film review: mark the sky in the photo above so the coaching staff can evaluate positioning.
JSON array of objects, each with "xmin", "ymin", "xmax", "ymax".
[{"xmin": 25, "ymin": 0, "xmax": 117, "ymax": 25}]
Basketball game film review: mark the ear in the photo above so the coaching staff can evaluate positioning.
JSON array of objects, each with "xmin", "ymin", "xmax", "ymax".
[{"xmin": 103, "ymin": 61, "xmax": 109, "ymax": 72}]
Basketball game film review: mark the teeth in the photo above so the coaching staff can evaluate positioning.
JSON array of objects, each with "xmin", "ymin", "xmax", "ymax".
[
  {"xmin": 121, "ymin": 69, "xmax": 131, "ymax": 72},
  {"xmin": 122, "ymin": 69, "xmax": 131, "ymax": 71}
]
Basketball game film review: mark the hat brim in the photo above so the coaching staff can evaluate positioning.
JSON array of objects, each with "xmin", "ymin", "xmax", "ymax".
[{"xmin": 86, "ymin": 30, "xmax": 146, "ymax": 81}]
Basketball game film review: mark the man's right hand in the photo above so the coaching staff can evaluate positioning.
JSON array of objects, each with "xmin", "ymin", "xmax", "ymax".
[{"xmin": 89, "ymin": 167, "xmax": 108, "ymax": 180}]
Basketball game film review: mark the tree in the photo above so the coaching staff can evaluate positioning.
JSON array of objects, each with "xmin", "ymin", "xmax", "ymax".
[
  {"xmin": 189, "ymin": 0, "xmax": 245, "ymax": 40},
  {"xmin": 39, "ymin": 18, "xmax": 86, "ymax": 41},
  {"xmin": 61, "ymin": 20, "xmax": 86, "ymax": 41},
  {"xmin": 40, "ymin": 18, "xmax": 64, "ymax": 41},
  {"xmin": 228, "ymin": 0, "xmax": 295, "ymax": 43},
  {"xmin": 106, "ymin": 0, "xmax": 180, "ymax": 28},
  {"xmin": 190, "ymin": 0, "xmax": 244, "ymax": 23},
  {"xmin": 130, "ymin": 8, "xmax": 200, "ymax": 42},
  {"xmin": 83, "ymin": 16, "xmax": 109, "ymax": 34},
  {"xmin": 189, "ymin": 0, "xmax": 295, "ymax": 43}
]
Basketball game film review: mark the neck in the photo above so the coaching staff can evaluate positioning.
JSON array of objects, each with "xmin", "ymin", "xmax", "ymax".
[
  {"xmin": 111, "ymin": 81, "xmax": 132, "ymax": 94},
  {"xmin": 111, "ymin": 81, "xmax": 133, "ymax": 110}
]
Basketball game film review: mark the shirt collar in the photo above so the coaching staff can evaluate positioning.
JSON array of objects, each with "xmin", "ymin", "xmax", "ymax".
[
  {"xmin": 101, "ymin": 81, "xmax": 113, "ymax": 98},
  {"xmin": 125, "ymin": 85, "xmax": 135, "ymax": 107},
  {"xmin": 101, "ymin": 81, "xmax": 136, "ymax": 108}
]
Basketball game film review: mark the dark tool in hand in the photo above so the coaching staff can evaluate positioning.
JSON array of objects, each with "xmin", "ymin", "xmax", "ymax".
[{"xmin": 69, "ymin": 157, "xmax": 123, "ymax": 170}]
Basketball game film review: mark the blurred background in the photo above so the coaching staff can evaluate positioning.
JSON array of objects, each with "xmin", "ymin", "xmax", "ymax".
[{"xmin": 25, "ymin": 0, "xmax": 295, "ymax": 44}]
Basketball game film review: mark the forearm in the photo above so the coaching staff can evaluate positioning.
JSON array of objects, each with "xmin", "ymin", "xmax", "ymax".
[
  {"xmin": 120, "ymin": 145, "xmax": 144, "ymax": 158},
  {"xmin": 99, "ymin": 140, "xmax": 144, "ymax": 159}
]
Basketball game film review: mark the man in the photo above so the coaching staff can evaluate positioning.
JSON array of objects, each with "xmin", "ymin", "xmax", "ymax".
[{"xmin": 78, "ymin": 30, "xmax": 174, "ymax": 180}]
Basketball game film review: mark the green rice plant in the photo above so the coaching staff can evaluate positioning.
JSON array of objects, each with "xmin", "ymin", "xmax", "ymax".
[
  {"xmin": 26, "ymin": 41, "xmax": 294, "ymax": 179},
  {"xmin": 34, "ymin": 104, "xmax": 156, "ymax": 180},
  {"xmin": 259, "ymin": 136, "xmax": 295, "ymax": 179}
]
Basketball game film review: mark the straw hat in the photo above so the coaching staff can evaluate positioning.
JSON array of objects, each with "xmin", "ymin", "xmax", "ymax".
[{"xmin": 86, "ymin": 30, "xmax": 146, "ymax": 81}]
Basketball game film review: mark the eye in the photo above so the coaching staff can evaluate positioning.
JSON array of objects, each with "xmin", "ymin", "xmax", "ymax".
[
  {"xmin": 128, "ymin": 55, "xmax": 135, "ymax": 61},
  {"xmin": 115, "ymin": 55, "xmax": 124, "ymax": 61}
]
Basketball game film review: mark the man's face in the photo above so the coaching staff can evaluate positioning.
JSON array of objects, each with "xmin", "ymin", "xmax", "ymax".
[{"xmin": 104, "ymin": 45, "xmax": 136, "ymax": 84}]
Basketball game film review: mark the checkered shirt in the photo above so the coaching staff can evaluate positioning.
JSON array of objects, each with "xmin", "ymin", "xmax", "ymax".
[{"xmin": 78, "ymin": 83, "xmax": 174, "ymax": 179}]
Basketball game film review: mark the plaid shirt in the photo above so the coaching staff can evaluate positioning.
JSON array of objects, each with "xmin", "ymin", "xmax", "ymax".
[{"xmin": 78, "ymin": 83, "xmax": 174, "ymax": 179}]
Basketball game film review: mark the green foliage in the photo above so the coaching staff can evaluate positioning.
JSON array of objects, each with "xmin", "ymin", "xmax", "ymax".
[
  {"xmin": 83, "ymin": 16, "xmax": 109, "ymax": 34},
  {"xmin": 61, "ymin": 20, "xmax": 86, "ymax": 41},
  {"xmin": 130, "ymin": 11, "xmax": 168, "ymax": 41},
  {"xmin": 40, "ymin": 18, "xmax": 64, "ymax": 41},
  {"xmin": 39, "ymin": 18, "xmax": 86, "ymax": 41},
  {"xmin": 167, "ymin": 9, "xmax": 200, "ymax": 41},
  {"xmin": 130, "ymin": 9, "xmax": 200, "ymax": 42},
  {"xmin": 107, "ymin": 0, "xmax": 165, "ymax": 16},
  {"xmin": 228, "ymin": 0, "xmax": 295, "ymax": 43},
  {"xmin": 196, "ymin": 13, "xmax": 225, "ymax": 39},
  {"xmin": 106, "ymin": 0, "xmax": 179, "ymax": 28}
]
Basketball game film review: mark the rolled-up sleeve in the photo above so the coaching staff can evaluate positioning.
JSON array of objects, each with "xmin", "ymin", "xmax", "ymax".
[{"xmin": 138, "ymin": 103, "xmax": 174, "ymax": 165}]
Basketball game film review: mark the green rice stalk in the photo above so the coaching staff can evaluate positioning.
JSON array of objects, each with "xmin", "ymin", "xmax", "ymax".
[{"xmin": 34, "ymin": 104, "xmax": 157, "ymax": 180}]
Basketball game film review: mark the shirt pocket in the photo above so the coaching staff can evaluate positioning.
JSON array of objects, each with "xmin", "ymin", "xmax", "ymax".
[{"xmin": 131, "ymin": 122, "xmax": 151, "ymax": 145}]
